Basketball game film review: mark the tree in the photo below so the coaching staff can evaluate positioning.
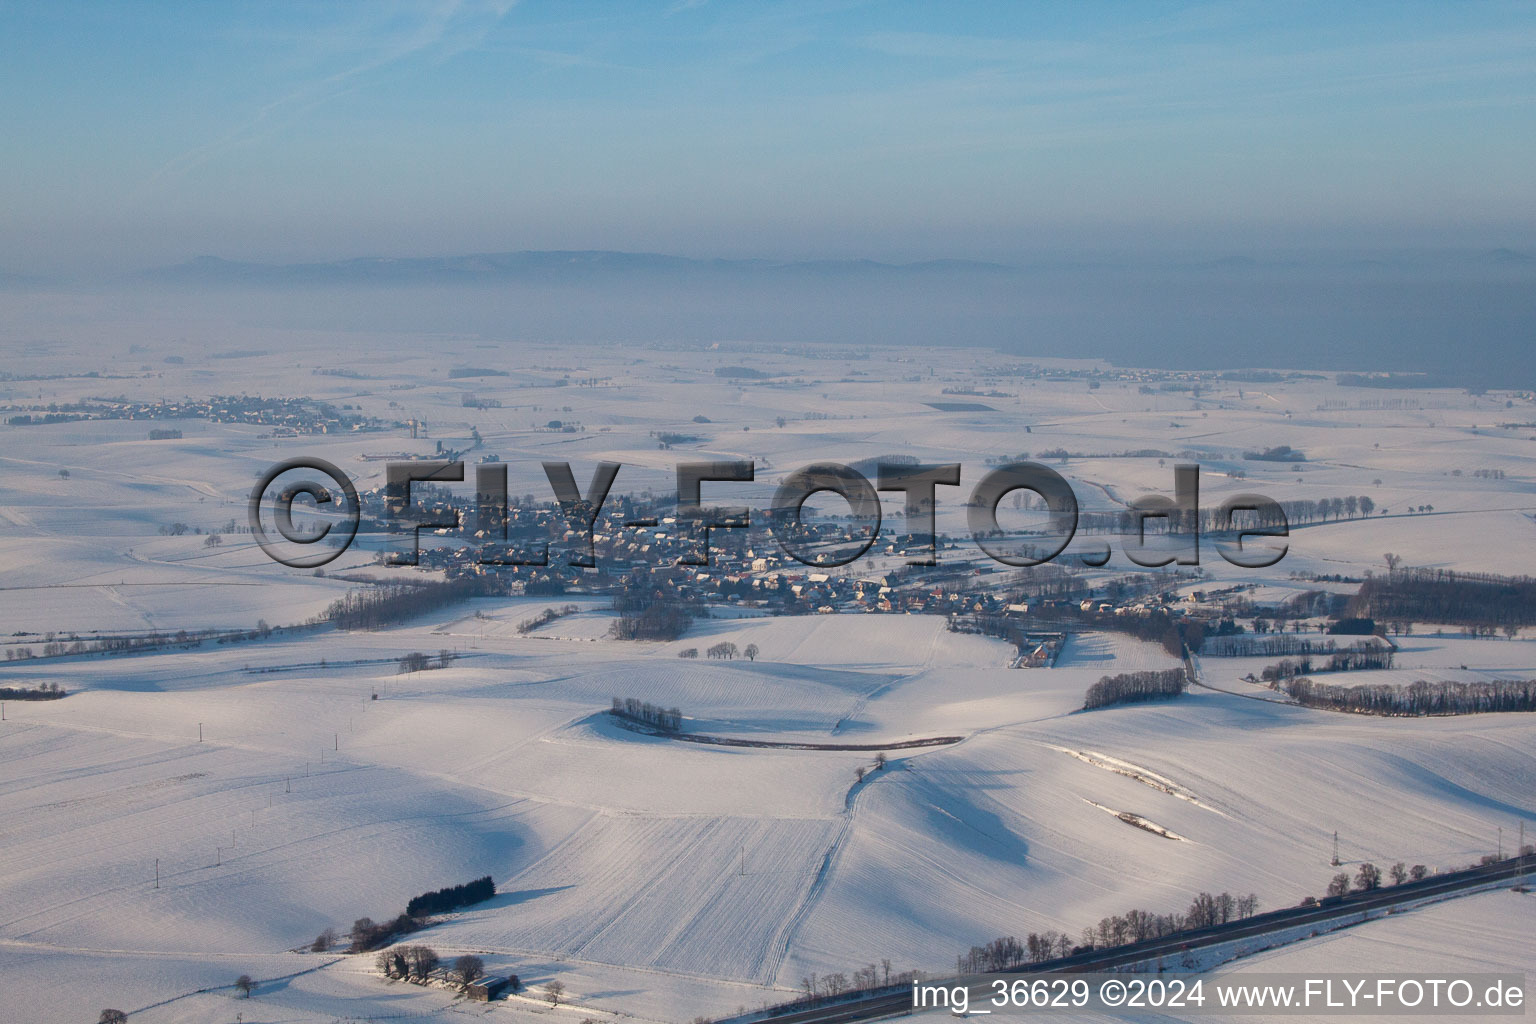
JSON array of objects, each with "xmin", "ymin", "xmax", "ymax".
[
  {"xmin": 874, "ymin": 752, "xmax": 887, "ymax": 771},
  {"xmin": 1389, "ymin": 862, "xmax": 1408, "ymax": 885},
  {"xmin": 744, "ymin": 643, "xmax": 759, "ymax": 661},
  {"xmin": 1355, "ymin": 862, "xmax": 1381, "ymax": 891},
  {"xmin": 453, "ymin": 954, "xmax": 485, "ymax": 989},
  {"xmin": 99, "ymin": 1013, "xmax": 127, "ymax": 1024},
  {"xmin": 235, "ymin": 974, "xmax": 255, "ymax": 997},
  {"xmin": 1326, "ymin": 873, "xmax": 1351, "ymax": 898},
  {"xmin": 546, "ymin": 980, "xmax": 566, "ymax": 1007},
  {"xmin": 1410, "ymin": 864, "xmax": 1429, "ymax": 881},
  {"xmin": 311, "ymin": 927, "xmax": 337, "ymax": 952},
  {"xmin": 406, "ymin": 945, "xmax": 439, "ymax": 983},
  {"xmin": 855, "ymin": 766, "xmax": 865, "ymax": 782}
]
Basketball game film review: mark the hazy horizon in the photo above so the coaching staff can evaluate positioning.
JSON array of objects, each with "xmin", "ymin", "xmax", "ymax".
[{"xmin": 4, "ymin": 1, "xmax": 1535, "ymax": 276}]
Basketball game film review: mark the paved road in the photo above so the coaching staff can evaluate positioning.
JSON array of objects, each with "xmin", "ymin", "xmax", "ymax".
[{"xmin": 740, "ymin": 855, "xmax": 1533, "ymax": 1024}]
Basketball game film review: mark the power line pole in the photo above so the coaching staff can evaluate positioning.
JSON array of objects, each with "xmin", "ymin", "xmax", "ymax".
[
  {"xmin": 1331, "ymin": 831, "xmax": 1340, "ymax": 867},
  {"xmin": 154, "ymin": 858, "xmax": 159, "ymax": 889},
  {"xmin": 198, "ymin": 722, "xmax": 202, "ymax": 742}
]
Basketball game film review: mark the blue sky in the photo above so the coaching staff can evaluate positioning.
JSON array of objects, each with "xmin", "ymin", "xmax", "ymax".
[{"xmin": 2, "ymin": 0, "xmax": 1534, "ymax": 272}]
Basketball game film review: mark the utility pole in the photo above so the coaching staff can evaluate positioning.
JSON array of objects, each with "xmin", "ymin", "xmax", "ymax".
[
  {"xmin": 198, "ymin": 722, "xmax": 203, "ymax": 742},
  {"xmin": 740, "ymin": 846, "xmax": 745, "ymax": 876},
  {"xmin": 154, "ymin": 858, "xmax": 159, "ymax": 889},
  {"xmin": 1498, "ymin": 826, "xmax": 1503, "ymax": 860},
  {"xmin": 1331, "ymin": 831, "xmax": 1340, "ymax": 867},
  {"xmin": 216, "ymin": 847, "xmax": 221, "ymax": 867}
]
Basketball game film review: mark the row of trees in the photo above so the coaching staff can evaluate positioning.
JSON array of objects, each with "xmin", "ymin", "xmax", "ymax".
[
  {"xmin": 798, "ymin": 961, "xmax": 918, "ymax": 1002},
  {"xmin": 612, "ymin": 697, "xmax": 684, "ymax": 732},
  {"xmin": 1082, "ymin": 668, "xmax": 1188, "ymax": 710},
  {"xmin": 517, "ymin": 604, "xmax": 579, "ymax": 634},
  {"xmin": 706, "ymin": 641, "xmax": 759, "ymax": 660},
  {"xmin": 405, "ymin": 875, "xmax": 495, "ymax": 918},
  {"xmin": 1325, "ymin": 861, "xmax": 1426, "ymax": 897},
  {"xmin": 1203, "ymin": 634, "xmax": 1344, "ymax": 657},
  {"xmin": 958, "ymin": 890, "xmax": 1261, "ymax": 973},
  {"xmin": 1257, "ymin": 645, "xmax": 1394, "ymax": 683},
  {"xmin": 1280, "ymin": 676, "xmax": 1536, "ymax": 715}
]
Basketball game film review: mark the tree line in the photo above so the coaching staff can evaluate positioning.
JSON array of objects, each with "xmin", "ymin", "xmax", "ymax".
[
  {"xmin": 1279, "ymin": 676, "xmax": 1536, "ymax": 715},
  {"xmin": 1351, "ymin": 568, "xmax": 1536, "ymax": 628},
  {"xmin": 405, "ymin": 875, "xmax": 495, "ymax": 918},
  {"xmin": 0, "ymin": 683, "xmax": 66, "ymax": 700},
  {"xmin": 1082, "ymin": 668, "xmax": 1187, "ymax": 710},
  {"xmin": 324, "ymin": 577, "xmax": 492, "ymax": 630}
]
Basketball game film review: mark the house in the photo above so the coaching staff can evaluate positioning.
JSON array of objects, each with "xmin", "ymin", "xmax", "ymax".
[{"xmin": 467, "ymin": 975, "xmax": 517, "ymax": 1002}]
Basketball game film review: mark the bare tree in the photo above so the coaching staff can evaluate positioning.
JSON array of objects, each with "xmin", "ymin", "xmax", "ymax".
[
  {"xmin": 546, "ymin": 980, "xmax": 566, "ymax": 1007},
  {"xmin": 311, "ymin": 927, "xmax": 337, "ymax": 952},
  {"xmin": 855, "ymin": 766, "xmax": 865, "ymax": 782},
  {"xmin": 1409, "ymin": 864, "xmax": 1429, "ymax": 881},
  {"xmin": 1389, "ymin": 862, "xmax": 1408, "ymax": 885},
  {"xmin": 99, "ymin": 1012, "xmax": 128, "ymax": 1024},
  {"xmin": 744, "ymin": 643, "xmax": 759, "ymax": 661},
  {"xmin": 1326, "ymin": 873, "xmax": 1351, "ymax": 898},
  {"xmin": 453, "ymin": 954, "xmax": 485, "ymax": 989},
  {"xmin": 1355, "ymin": 862, "xmax": 1382, "ymax": 891},
  {"xmin": 873, "ymin": 752, "xmax": 887, "ymax": 771},
  {"xmin": 235, "ymin": 974, "xmax": 255, "ymax": 997}
]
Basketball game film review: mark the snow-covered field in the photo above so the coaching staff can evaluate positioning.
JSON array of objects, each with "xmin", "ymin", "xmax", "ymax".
[{"xmin": 1, "ymin": 334, "xmax": 1534, "ymax": 1022}]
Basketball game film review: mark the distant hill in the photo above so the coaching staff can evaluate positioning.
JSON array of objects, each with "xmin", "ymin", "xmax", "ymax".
[{"xmin": 136, "ymin": 250, "xmax": 1015, "ymax": 287}]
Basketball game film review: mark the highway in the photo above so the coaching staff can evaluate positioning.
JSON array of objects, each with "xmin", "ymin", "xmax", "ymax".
[{"xmin": 737, "ymin": 854, "xmax": 1533, "ymax": 1024}]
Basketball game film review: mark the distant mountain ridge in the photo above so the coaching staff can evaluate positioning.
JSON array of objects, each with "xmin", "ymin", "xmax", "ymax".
[{"xmin": 136, "ymin": 250, "xmax": 1015, "ymax": 286}]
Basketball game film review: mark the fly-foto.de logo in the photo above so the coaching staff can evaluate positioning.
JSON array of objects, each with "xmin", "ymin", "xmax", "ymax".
[{"xmin": 248, "ymin": 459, "xmax": 1289, "ymax": 571}]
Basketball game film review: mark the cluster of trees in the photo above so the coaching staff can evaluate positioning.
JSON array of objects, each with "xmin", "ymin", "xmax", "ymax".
[
  {"xmin": 396, "ymin": 650, "xmax": 456, "ymax": 673},
  {"xmin": 343, "ymin": 876, "xmax": 495, "ymax": 953},
  {"xmin": 348, "ymin": 913, "xmax": 425, "ymax": 953},
  {"xmin": 1082, "ymin": 668, "xmax": 1187, "ymax": 710},
  {"xmin": 1351, "ymin": 568, "xmax": 1536, "ymax": 628},
  {"xmin": 611, "ymin": 697, "xmax": 683, "ymax": 732},
  {"xmin": 517, "ymin": 604, "xmax": 579, "ymax": 634},
  {"xmin": 610, "ymin": 602, "xmax": 693, "ymax": 640},
  {"xmin": 959, "ymin": 891, "xmax": 1261, "ymax": 972},
  {"xmin": 1325, "ymin": 861, "xmax": 1426, "ymax": 897},
  {"xmin": 0, "ymin": 683, "xmax": 65, "ymax": 700},
  {"xmin": 405, "ymin": 875, "xmax": 495, "ymax": 918},
  {"xmin": 1280, "ymin": 676, "xmax": 1536, "ymax": 715},
  {"xmin": 325, "ymin": 578, "xmax": 490, "ymax": 630},
  {"xmin": 375, "ymin": 944, "xmax": 441, "ymax": 982}
]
